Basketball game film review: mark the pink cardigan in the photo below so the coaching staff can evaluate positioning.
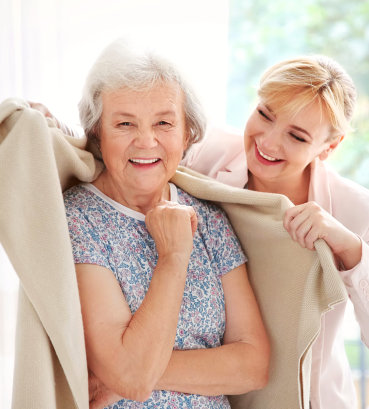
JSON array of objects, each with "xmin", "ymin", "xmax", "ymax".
[{"xmin": 182, "ymin": 127, "xmax": 369, "ymax": 409}]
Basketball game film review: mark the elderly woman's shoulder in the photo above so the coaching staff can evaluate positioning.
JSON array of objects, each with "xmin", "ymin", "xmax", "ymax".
[
  {"xmin": 63, "ymin": 183, "xmax": 96, "ymax": 210},
  {"xmin": 63, "ymin": 183, "xmax": 89, "ymax": 198}
]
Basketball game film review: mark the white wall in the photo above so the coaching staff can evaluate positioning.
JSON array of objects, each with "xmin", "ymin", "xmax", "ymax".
[{"xmin": 0, "ymin": 0, "xmax": 230, "ymax": 125}]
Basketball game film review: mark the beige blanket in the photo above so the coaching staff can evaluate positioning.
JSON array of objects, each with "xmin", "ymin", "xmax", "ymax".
[{"xmin": 0, "ymin": 98, "xmax": 347, "ymax": 409}]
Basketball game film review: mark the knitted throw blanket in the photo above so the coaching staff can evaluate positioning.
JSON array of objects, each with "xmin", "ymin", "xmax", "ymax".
[{"xmin": 0, "ymin": 99, "xmax": 347, "ymax": 409}]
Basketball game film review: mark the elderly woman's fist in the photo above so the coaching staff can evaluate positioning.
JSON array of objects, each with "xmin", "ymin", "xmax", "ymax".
[{"xmin": 145, "ymin": 201, "xmax": 197, "ymax": 261}]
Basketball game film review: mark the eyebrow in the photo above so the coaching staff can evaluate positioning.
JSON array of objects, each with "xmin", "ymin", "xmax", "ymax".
[
  {"xmin": 112, "ymin": 112, "xmax": 136, "ymax": 118},
  {"xmin": 290, "ymin": 125, "xmax": 312, "ymax": 139},
  {"xmin": 264, "ymin": 104, "xmax": 312, "ymax": 139},
  {"xmin": 155, "ymin": 110, "xmax": 176, "ymax": 117},
  {"xmin": 265, "ymin": 104, "xmax": 274, "ymax": 114},
  {"xmin": 112, "ymin": 110, "xmax": 176, "ymax": 118}
]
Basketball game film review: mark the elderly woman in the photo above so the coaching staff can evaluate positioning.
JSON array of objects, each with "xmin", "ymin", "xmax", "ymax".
[{"xmin": 62, "ymin": 41, "xmax": 269, "ymax": 409}]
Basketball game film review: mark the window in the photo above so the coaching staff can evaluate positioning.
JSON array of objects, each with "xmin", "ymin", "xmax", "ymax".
[
  {"xmin": 227, "ymin": 0, "xmax": 369, "ymax": 188},
  {"xmin": 227, "ymin": 1, "xmax": 369, "ymax": 408}
]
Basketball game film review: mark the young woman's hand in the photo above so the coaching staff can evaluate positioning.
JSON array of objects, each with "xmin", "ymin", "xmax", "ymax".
[
  {"xmin": 284, "ymin": 201, "xmax": 362, "ymax": 270},
  {"xmin": 28, "ymin": 101, "xmax": 81, "ymax": 138},
  {"xmin": 28, "ymin": 101, "xmax": 55, "ymax": 119}
]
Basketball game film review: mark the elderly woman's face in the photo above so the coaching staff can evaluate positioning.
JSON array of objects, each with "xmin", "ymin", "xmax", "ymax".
[{"xmin": 99, "ymin": 82, "xmax": 187, "ymax": 197}]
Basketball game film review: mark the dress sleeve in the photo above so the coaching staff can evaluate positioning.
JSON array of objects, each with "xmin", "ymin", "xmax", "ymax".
[
  {"xmin": 200, "ymin": 202, "xmax": 247, "ymax": 277},
  {"xmin": 339, "ymin": 233, "xmax": 369, "ymax": 346},
  {"xmin": 64, "ymin": 191, "xmax": 111, "ymax": 270}
]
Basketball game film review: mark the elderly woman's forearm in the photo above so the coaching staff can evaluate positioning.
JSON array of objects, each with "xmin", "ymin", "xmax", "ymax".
[
  {"xmin": 78, "ymin": 258, "xmax": 189, "ymax": 402},
  {"xmin": 155, "ymin": 341, "xmax": 269, "ymax": 395}
]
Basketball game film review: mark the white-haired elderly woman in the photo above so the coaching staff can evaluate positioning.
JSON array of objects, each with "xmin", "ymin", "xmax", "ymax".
[{"xmin": 62, "ymin": 41, "xmax": 269, "ymax": 409}]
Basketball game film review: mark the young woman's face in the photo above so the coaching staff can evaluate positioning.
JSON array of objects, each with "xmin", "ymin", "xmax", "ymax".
[{"xmin": 244, "ymin": 99, "xmax": 335, "ymax": 187}]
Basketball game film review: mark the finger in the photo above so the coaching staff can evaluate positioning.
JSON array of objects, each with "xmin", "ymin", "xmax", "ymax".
[
  {"xmin": 305, "ymin": 227, "xmax": 327, "ymax": 250},
  {"xmin": 188, "ymin": 207, "xmax": 198, "ymax": 236},
  {"xmin": 285, "ymin": 210, "xmax": 311, "ymax": 241},
  {"xmin": 283, "ymin": 205, "xmax": 305, "ymax": 231},
  {"xmin": 294, "ymin": 220, "xmax": 313, "ymax": 248}
]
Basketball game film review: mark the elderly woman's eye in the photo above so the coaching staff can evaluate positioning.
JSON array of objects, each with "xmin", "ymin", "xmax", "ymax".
[
  {"xmin": 118, "ymin": 122, "xmax": 131, "ymax": 126},
  {"xmin": 158, "ymin": 121, "xmax": 170, "ymax": 126}
]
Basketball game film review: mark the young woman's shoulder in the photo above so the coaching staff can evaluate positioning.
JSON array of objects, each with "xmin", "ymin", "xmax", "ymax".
[
  {"xmin": 181, "ymin": 126, "xmax": 244, "ymax": 178},
  {"xmin": 327, "ymin": 165, "xmax": 369, "ymax": 202},
  {"xmin": 325, "ymin": 163, "xmax": 369, "ymax": 236}
]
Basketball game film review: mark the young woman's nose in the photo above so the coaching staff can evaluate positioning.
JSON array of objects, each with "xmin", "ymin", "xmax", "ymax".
[{"xmin": 260, "ymin": 128, "xmax": 281, "ymax": 153}]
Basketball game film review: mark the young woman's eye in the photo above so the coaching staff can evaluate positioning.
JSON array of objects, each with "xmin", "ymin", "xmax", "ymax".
[
  {"xmin": 258, "ymin": 109, "xmax": 271, "ymax": 121},
  {"xmin": 290, "ymin": 132, "xmax": 306, "ymax": 143}
]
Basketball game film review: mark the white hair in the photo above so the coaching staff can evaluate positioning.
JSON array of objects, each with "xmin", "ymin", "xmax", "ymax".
[{"xmin": 79, "ymin": 39, "xmax": 206, "ymax": 159}]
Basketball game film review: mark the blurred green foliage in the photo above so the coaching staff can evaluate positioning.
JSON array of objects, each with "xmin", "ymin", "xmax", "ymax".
[
  {"xmin": 345, "ymin": 340, "xmax": 369, "ymax": 370},
  {"xmin": 227, "ymin": 0, "xmax": 369, "ymax": 187}
]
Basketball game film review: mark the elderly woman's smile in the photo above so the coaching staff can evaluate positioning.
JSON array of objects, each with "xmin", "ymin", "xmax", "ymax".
[
  {"xmin": 94, "ymin": 81, "xmax": 188, "ymax": 213},
  {"xmin": 128, "ymin": 158, "xmax": 161, "ymax": 165}
]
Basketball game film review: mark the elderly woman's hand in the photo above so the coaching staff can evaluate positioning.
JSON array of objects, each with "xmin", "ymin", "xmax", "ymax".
[{"xmin": 145, "ymin": 201, "xmax": 197, "ymax": 262}]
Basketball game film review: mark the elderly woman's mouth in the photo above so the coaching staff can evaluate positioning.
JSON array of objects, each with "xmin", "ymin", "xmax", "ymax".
[{"xmin": 129, "ymin": 158, "xmax": 161, "ymax": 166}]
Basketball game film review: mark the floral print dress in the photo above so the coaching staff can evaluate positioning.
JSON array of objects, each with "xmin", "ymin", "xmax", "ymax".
[{"xmin": 64, "ymin": 182, "xmax": 247, "ymax": 409}]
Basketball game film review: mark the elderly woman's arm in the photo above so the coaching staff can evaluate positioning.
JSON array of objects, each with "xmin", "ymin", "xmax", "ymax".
[
  {"xmin": 77, "ymin": 203, "xmax": 197, "ymax": 403},
  {"xmin": 88, "ymin": 264, "xmax": 269, "ymax": 408},
  {"xmin": 155, "ymin": 262, "xmax": 270, "ymax": 395}
]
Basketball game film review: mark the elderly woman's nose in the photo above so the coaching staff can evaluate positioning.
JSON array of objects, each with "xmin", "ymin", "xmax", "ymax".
[{"xmin": 134, "ymin": 128, "xmax": 158, "ymax": 148}]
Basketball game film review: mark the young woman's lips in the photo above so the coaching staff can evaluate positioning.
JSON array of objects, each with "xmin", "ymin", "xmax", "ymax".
[{"xmin": 254, "ymin": 145, "xmax": 283, "ymax": 165}]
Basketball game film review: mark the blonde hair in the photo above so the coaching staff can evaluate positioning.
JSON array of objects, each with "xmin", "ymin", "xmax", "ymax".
[{"xmin": 258, "ymin": 55, "xmax": 357, "ymax": 136}]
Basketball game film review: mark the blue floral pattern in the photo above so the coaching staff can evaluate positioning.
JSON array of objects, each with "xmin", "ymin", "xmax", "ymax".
[{"xmin": 64, "ymin": 183, "xmax": 247, "ymax": 408}]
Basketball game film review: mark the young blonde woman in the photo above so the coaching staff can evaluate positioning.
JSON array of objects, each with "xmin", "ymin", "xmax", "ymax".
[{"xmin": 183, "ymin": 56, "xmax": 369, "ymax": 409}]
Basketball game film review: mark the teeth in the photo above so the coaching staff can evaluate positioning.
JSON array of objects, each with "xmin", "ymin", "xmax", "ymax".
[
  {"xmin": 130, "ymin": 158, "xmax": 159, "ymax": 164},
  {"xmin": 257, "ymin": 147, "xmax": 279, "ymax": 162}
]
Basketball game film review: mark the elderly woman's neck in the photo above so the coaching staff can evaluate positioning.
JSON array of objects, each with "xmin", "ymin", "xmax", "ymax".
[{"xmin": 93, "ymin": 173, "xmax": 170, "ymax": 215}]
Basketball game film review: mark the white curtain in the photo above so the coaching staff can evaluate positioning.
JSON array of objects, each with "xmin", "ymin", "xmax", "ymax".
[{"xmin": 0, "ymin": 0, "xmax": 230, "ymax": 406}]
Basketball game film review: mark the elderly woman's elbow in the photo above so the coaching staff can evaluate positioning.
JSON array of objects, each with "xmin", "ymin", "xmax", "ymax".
[
  {"xmin": 116, "ymin": 376, "xmax": 154, "ymax": 402},
  {"xmin": 253, "ymin": 342, "xmax": 271, "ymax": 390},
  {"xmin": 237, "ymin": 344, "xmax": 270, "ymax": 392},
  {"xmin": 252, "ymin": 360, "xmax": 270, "ymax": 390}
]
